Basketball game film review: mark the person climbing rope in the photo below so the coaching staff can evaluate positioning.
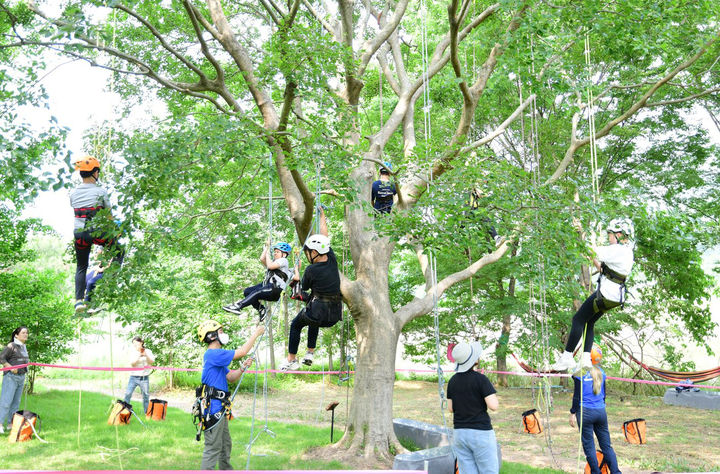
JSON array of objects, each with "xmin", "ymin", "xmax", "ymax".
[
  {"xmin": 222, "ymin": 241, "xmax": 293, "ymax": 321},
  {"xmin": 371, "ymin": 163, "xmax": 397, "ymax": 214},
  {"xmin": 280, "ymin": 207, "xmax": 342, "ymax": 371},
  {"xmin": 84, "ymin": 248, "xmax": 110, "ymax": 314},
  {"xmin": 196, "ymin": 320, "xmax": 264, "ymax": 469},
  {"xmin": 446, "ymin": 340, "xmax": 500, "ymax": 474},
  {"xmin": 466, "ymin": 185, "xmax": 503, "ymax": 247},
  {"xmin": 569, "ymin": 346, "xmax": 622, "ymax": 474},
  {"xmin": 552, "ymin": 218, "xmax": 634, "ymax": 371},
  {"xmin": 69, "ymin": 155, "xmax": 123, "ymax": 313}
]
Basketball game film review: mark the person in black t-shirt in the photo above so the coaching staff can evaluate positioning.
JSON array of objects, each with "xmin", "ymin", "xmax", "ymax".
[
  {"xmin": 280, "ymin": 208, "xmax": 342, "ymax": 371},
  {"xmin": 446, "ymin": 341, "xmax": 499, "ymax": 474}
]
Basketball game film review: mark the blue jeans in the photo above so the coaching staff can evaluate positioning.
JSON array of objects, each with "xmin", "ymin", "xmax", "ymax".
[
  {"xmin": 453, "ymin": 428, "xmax": 498, "ymax": 474},
  {"xmin": 124, "ymin": 375, "xmax": 150, "ymax": 414},
  {"xmin": 0, "ymin": 372, "xmax": 25, "ymax": 428},
  {"xmin": 576, "ymin": 408, "xmax": 621, "ymax": 474}
]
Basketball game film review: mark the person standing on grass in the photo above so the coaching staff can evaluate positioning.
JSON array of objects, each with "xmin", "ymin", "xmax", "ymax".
[
  {"xmin": 446, "ymin": 340, "xmax": 499, "ymax": 474},
  {"xmin": 197, "ymin": 320, "xmax": 265, "ymax": 470},
  {"xmin": 569, "ymin": 346, "xmax": 621, "ymax": 474},
  {"xmin": 0, "ymin": 326, "xmax": 29, "ymax": 434},
  {"xmin": 123, "ymin": 336, "xmax": 155, "ymax": 415}
]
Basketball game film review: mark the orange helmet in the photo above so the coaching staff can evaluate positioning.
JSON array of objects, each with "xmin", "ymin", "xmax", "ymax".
[
  {"xmin": 74, "ymin": 156, "xmax": 101, "ymax": 172},
  {"xmin": 590, "ymin": 346, "xmax": 603, "ymax": 365}
]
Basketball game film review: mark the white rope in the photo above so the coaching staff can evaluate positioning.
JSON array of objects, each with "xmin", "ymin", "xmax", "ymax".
[{"xmin": 584, "ymin": 33, "xmax": 600, "ymax": 204}]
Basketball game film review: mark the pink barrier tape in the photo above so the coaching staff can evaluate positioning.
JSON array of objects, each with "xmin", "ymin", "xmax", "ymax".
[
  {"xmin": 1, "ymin": 363, "xmax": 30, "ymax": 372},
  {"xmin": 0, "ymin": 471, "xmax": 427, "ymax": 474},
  {"xmin": 8, "ymin": 361, "xmax": 719, "ymax": 390}
]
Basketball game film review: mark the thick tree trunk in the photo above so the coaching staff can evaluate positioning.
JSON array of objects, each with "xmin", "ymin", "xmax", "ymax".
[{"xmin": 337, "ymin": 291, "xmax": 402, "ymax": 463}]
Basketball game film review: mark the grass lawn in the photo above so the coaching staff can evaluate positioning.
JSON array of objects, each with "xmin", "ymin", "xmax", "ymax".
[
  {"xmin": 3, "ymin": 388, "xmax": 345, "ymax": 470},
  {"xmin": 11, "ymin": 369, "xmax": 720, "ymax": 472},
  {"xmin": 4, "ymin": 386, "xmax": 565, "ymax": 472}
]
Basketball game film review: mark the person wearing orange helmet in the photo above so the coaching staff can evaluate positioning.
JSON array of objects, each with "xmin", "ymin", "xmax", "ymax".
[
  {"xmin": 569, "ymin": 346, "xmax": 621, "ymax": 474},
  {"xmin": 69, "ymin": 155, "xmax": 122, "ymax": 313}
]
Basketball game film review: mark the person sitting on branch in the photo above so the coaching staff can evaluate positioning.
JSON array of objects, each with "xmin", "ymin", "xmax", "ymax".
[
  {"xmin": 552, "ymin": 218, "xmax": 634, "ymax": 371},
  {"xmin": 280, "ymin": 207, "xmax": 343, "ymax": 371},
  {"xmin": 222, "ymin": 241, "xmax": 293, "ymax": 321},
  {"xmin": 371, "ymin": 163, "xmax": 397, "ymax": 214},
  {"xmin": 70, "ymin": 155, "xmax": 123, "ymax": 314}
]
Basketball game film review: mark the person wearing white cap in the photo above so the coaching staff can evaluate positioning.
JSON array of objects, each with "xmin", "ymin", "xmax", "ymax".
[{"xmin": 446, "ymin": 341, "xmax": 499, "ymax": 474}]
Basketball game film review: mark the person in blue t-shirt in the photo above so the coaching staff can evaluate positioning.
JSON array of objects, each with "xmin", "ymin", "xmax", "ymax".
[
  {"xmin": 569, "ymin": 347, "xmax": 621, "ymax": 474},
  {"xmin": 197, "ymin": 320, "xmax": 265, "ymax": 470},
  {"xmin": 371, "ymin": 166, "xmax": 397, "ymax": 214}
]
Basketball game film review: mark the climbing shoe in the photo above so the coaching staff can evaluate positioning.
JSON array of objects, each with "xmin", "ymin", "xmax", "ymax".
[
  {"xmin": 222, "ymin": 303, "xmax": 243, "ymax": 315},
  {"xmin": 280, "ymin": 359, "xmax": 300, "ymax": 371},
  {"xmin": 302, "ymin": 352, "xmax": 314, "ymax": 366},
  {"xmin": 74, "ymin": 300, "xmax": 87, "ymax": 314}
]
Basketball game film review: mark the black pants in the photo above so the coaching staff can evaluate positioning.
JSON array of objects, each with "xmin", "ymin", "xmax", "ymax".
[
  {"xmin": 74, "ymin": 229, "xmax": 123, "ymax": 301},
  {"xmin": 564, "ymin": 291, "xmax": 616, "ymax": 353},
  {"xmin": 288, "ymin": 299, "xmax": 342, "ymax": 354},
  {"xmin": 235, "ymin": 283, "xmax": 282, "ymax": 310}
]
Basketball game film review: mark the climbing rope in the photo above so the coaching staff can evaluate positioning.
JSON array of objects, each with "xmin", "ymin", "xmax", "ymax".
[{"xmin": 584, "ymin": 33, "xmax": 600, "ymax": 205}]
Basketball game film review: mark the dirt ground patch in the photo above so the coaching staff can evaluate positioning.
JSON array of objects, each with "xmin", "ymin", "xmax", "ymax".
[{"xmin": 42, "ymin": 377, "xmax": 720, "ymax": 472}]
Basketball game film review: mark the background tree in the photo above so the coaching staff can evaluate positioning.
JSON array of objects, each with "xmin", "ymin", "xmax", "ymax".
[{"xmin": 2, "ymin": 0, "xmax": 719, "ymax": 463}]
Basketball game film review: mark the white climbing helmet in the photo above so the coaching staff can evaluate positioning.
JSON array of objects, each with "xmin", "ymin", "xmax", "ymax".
[
  {"xmin": 607, "ymin": 218, "xmax": 634, "ymax": 239},
  {"xmin": 304, "ymin": 234, "xmax": 331, "ymax": 255}
]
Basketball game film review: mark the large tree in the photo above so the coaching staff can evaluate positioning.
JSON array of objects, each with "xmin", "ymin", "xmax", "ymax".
[{"xmin": 3, "ymin": 0, "xmax": 720, "ymax": 463}]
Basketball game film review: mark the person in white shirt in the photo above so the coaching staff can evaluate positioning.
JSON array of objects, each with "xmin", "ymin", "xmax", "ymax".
[
  {"xmin": 552, "ymin": 218, "xmax": 635, "ymax": 371},
  {"xmin": 123, "ymin": 336, "xmax": 155, "ymax": 414}
]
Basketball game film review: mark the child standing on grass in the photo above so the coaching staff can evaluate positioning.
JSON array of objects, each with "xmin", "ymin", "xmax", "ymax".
[
  {"xmin": 222, "ymin": 241, "xmax": 293, "ymax": 321},
  {"xmin": 447, "ymin": 340, "xmax": 499, "ymax": 474},
  {"xmin": 569, "ymin": 347, "xmax": 621, "ymax": 474},
  {"xmin": 197, "ymin": 320, "xmax": 264, "ymax": 470}
]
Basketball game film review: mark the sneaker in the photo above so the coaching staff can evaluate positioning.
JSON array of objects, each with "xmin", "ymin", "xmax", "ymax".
[
  {"xmin": 494, "ymin": 235, "xmax": 505, "ymax": 247},
  {"xmin": 74, "ymin": 300, "xmax": 87, "ymax": 313},
  {"xmin": 550, "ymin": 352, "xmax": 576, "ymax": 372},
  {"xmin": 302, "ymin": 352, "xmax": 314, "ymax": 366},
  {"xmin": 279, "ymin": 359, "xmax": 300, "ymax": 371},
  {"xmin": 257, "ymin": 305, "xmax": 267, "ymax": 322},
  {"xmin": 222, "ymin": 304, "xmax": 243, "ymax": 315},
  {"xmin": 0, "ymin": 425, "xmax": 4, "ymax": 434},
  {"xmin": 86, "ymin": 306, "xmax": 103, "ymax": 315},
  {"xmin": 581, "ymin": 352, "xmax": 593, "ymax": 370}
]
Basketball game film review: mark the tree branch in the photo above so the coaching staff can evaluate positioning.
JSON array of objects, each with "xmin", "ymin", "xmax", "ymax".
[
  {"xmin": 545, "ymin": 30, "xmax": 720, "ymax": 184},
  {"xmin": 460, "ymin": 94, "xmax": 536, "ymax": 153},
  {"xmin": 358, "ymin": 0, "xmax": 410, "ymax": 76}
]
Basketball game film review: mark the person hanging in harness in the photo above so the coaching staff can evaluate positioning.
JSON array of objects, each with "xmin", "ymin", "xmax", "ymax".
[
  {"xmin": 222, "ymin": 241, "xmax": 293, "ymax": 321},
  {"xmin": 194, "ymin": 320, "xmax": 264, "ymax": 470},
  {"xmin": 569, "ymin": 346, "xmax": 622, "ymax": 474},
  {"xmin": 371, "ymin": 163, "xmax": 397, "ymax": 214},
  {"xmin": 70, "ymin": 155, "xmax": 123, "ymax": 314},
  {"xmin": 280, "ymin": 207, "xmax": 343, "ymax": 371},
  {"xmin": 552, "ymin": 218, "xmax": 634, "ymax": 371},
  {"xmin": 465, "ymin": 185, "xmax": 504, "ymax": 248}
]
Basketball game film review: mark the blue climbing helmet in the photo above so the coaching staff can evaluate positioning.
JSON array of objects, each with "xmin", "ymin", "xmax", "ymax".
[{"xmin": 272, "ymin": 242, "xmax": 292, "ymax": 255}]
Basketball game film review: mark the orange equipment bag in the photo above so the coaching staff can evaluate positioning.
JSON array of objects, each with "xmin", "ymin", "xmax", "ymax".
[
  {"xmin": 521, "ymin": 408, "xmax": 543, "ymax": 434},
  {"xmin": 8, "ymin": 410, "xmax": 40, "ymax": 443},
  {"xmin": 622, "ymin": 418, "xmax": 646, "ymax": 444},
  {"xmin": 108, "ymin": 400, "xmax": 133, "ymax": 425},
  {"xmin": 146, "ymin": 399, "xmax": 168, "ymax": 421},
  {"xmin": 584, "ymin": 450, "xmax": 609, "ymax": 474}
]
